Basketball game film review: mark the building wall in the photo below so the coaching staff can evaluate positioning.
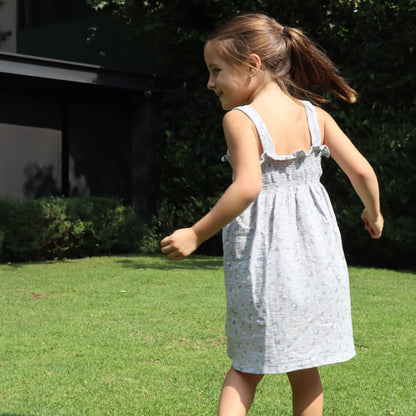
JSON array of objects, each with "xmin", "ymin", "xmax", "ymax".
[
  {"xmin": 0, "ymin": 0, "xmax": 167, "ymax": 76},
  {"xmin": 0, "ymin": 0, "xmax": 17, "ymax": 52},
  {"xmin": 65, "ymin": 91, "xmax": 132, "ymax": 200},
  {"xmin": 0, "ymin": 88, "xmax": 61, "ymax": 199},
  {"xmin": 0, "ymin": 0, "xmax": 166, "ymax": 216},
  {"xmin": 0, "ymin": 76, "xmax": 160, "ymax": 217}
]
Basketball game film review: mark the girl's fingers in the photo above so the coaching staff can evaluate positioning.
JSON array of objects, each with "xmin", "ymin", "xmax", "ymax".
[
  {"xmin": 160, "ymin": 236, "xmax": 171, "ymax": 246},
  {"xmin": 160, "ymin": 239, "xmax": 182, "ymax": 259}
]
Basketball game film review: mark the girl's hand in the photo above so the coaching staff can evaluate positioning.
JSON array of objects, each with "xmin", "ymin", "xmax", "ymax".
[
  {"xmin": 160, "ymin": 228, "xmax": 199, "ymax": 261},
  {"xmin": 361, "ymin": 209, "xmax": 384, "ymax": 239}
]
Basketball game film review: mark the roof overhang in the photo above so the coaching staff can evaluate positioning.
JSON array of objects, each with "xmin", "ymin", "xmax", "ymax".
[{"xmin": 0, "ymin": 51, "xmax": 167, "ymax": 93}]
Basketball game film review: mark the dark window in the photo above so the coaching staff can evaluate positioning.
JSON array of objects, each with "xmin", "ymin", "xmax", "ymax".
[{"xmin": 18, "ymin": 0, "xmax": 96, "ymax": 30}]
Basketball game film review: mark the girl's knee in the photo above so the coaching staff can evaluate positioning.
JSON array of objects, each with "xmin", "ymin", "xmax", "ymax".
[
  {"xmin": 287, "ymin": 368, "xmax": 323, "ymax": 416},
  {"xmin": 287, "ymin": 367, "xmax": 322, "ymax": 390},
  {"xmin": 229, "ymin": 367, "xmax": 264, "ymax": 387}
]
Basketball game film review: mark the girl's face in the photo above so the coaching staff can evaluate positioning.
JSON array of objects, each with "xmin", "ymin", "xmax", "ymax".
[{"xmin": 204, "ymin": 41, "xmax": 252, "ymax": 110}]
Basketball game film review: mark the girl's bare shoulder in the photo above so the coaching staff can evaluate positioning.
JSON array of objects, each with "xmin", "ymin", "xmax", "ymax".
[
  {"xmin": 314, "ymin": 106, "xmax": 332, "ymax": 140},
  {"xmin": 223, "ymin": 108, "xmax": 252, "ymax": 124},
  {"xmin": 222, "ymin": 109, "xmax": 257, "ymax": 138}
]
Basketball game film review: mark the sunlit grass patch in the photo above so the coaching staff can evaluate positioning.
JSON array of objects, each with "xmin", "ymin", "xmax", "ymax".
[{"xmin": 0, "ymin": 256, "xmax": 415, "ymax": 415}]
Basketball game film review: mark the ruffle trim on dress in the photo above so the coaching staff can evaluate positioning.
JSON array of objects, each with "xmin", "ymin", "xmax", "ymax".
[
  {"xmin": 221, "ymin": 152, "xmax": 231, "ymax": 163},
  {"xmin": 260, "ymin": 144, "xmax": 331, "ymax": 163},
  {"xmin": 221, "ymin": 144, "xmax": 330, "ymax": 164}
]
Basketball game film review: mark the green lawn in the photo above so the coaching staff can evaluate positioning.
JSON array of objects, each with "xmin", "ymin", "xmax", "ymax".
[{"xmin": 0, "ymin": 255, "xmax": 415, "ymax": 415}]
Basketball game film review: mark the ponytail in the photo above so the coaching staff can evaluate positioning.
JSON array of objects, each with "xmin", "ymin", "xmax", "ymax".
[
  {"xmin": 284, "ymin": 27, "xmax": 357, "ymax": 104},
  {"xmin": 207, "ymin": 14, "xmax": 357, "ymax": 104}
]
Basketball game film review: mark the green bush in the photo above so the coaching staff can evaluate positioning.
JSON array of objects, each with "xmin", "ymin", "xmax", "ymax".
[
  {"xmin": 0, "ymin": 197, "xmax": 143, "ymax": 262},
  {"xmin": 87, "ymin": 0, "xmax": 416, "ymax": 269},
  {"xmin": 323, "ymin": 105, "xmax": 416, "ymax": 270},
  {"xmin": 151, "ymin": 1, "xmax": 416, "ymax": 269}
]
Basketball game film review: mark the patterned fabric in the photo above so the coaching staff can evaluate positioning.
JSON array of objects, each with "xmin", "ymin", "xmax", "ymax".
[{"xmin": 222, "ymin": 101, "xmax": 356, "ymax": 374}]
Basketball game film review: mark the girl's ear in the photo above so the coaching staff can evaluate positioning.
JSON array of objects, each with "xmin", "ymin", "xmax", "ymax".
[{"xmin": 247, "ymin": 53, "xmax": 261, "ymax": 77}]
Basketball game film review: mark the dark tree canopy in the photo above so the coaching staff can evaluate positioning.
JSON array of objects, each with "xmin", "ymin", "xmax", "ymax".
[{"xmin": 88, "ymin": 0, "xmax": 416, "ymax": 269}]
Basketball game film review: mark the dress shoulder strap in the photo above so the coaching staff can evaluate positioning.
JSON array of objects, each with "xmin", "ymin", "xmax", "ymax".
[
  {"xmin": 233, "ymin": 105, "xmax": 276, "ymax": 155},
  {"xmin": 301, "ymin": 100, "xmax": 322, "ymax": 147},
  {"xmin": 233, "ymin": 102, "xmax": 322, "ymax": 154}
]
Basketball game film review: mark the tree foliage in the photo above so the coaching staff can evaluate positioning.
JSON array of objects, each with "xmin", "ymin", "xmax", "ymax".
[{"xmin": 87, "ymin": 0, "xmax": 416, "ymax": 269}]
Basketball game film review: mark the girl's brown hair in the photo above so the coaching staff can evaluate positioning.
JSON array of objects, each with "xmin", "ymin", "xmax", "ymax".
[{"xmin": 206, "ymin": 14, "xmax": 357, "ymax": 104}]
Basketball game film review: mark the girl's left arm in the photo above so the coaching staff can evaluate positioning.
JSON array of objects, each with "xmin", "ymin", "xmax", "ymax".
[
  {"xmin": 161, "ymin": 110, "xmax": 263, "ymax": 260},
  {"xmin": 317, "ymin": 107, "xmax": 384, "ymax": 239}
]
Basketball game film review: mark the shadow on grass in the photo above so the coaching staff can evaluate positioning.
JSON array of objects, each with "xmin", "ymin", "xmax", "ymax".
[
  {"xmin": 0, "ymin": 262, "xmax": 34, "ymax": 269},
  {"xmin": 0, "ymin": 414, "xmax": 36, "ymax": 416},
  {"xmin": 0, "ymin": 254, "xmax": 224, "ymax": 271},
  {"xmin": 116, "ymin": 254, "xmax": 223, "ymax": 271}
]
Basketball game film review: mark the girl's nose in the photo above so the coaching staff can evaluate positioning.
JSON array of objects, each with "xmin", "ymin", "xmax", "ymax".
[{"xmin": 207, "ymin": 75, "xmax": 215, "ymax": 90}]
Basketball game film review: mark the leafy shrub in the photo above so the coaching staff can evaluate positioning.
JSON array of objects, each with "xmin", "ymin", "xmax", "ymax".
[
  {"xmin": 324, "ymin": 107, "xmax": 416, "ymax": 270},
  {"xmin": 0, "ymin": 197, "xmax": 142, "ymax": 262},
  {"xmin": 151, "ymin": 1, "xmax": 416, "ymax": 269},
  {"xmin": 87, "ymin": 0, "xmax": 416, "ymax": 269},
  {"xmin": 139, "ymin": 196, "xmax": 224, "ymax": 256}
]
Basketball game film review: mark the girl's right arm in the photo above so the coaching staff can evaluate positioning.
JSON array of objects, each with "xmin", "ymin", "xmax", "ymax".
[
  {"xmin": 161, "ymin": 110, "xmax": 263, "ymax": 260},
  {"xmin": 317, "ymin": 108, "xmax": 384, "ymax": 239}
]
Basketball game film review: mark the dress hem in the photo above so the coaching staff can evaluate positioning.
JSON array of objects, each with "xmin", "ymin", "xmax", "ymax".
[{"xmin": 231, "ymin": 351, "xmax": 356, "ymax": 375}]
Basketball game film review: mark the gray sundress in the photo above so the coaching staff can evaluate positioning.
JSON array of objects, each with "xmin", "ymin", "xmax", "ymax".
[{"xmin": 222, "ymin": 100, "xmax": 356, "ymax": 374}]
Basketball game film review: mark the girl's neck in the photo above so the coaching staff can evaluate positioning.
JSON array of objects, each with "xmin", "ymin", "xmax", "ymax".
[{"xmin": 246, "ymin": 79, "xmax": 295, "ymax": 107}]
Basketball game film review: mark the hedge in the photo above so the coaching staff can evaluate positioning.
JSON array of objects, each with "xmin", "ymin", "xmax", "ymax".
[
  {"xmin": 0, "ymin": 197, "xmax": 142, "ymax": 262},
  {"xmin": 136, "ymin": 1, "xmax": 416, "ymax": 270}
]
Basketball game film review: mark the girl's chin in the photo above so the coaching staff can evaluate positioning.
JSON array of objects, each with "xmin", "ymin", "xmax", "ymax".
[
  {"xmin": 220, "ymin": 100, "xmax": 232, "ymax": 110},
  {"xmin": 219, "ymin": 97, "xmax": 239, "ymax": 110}
]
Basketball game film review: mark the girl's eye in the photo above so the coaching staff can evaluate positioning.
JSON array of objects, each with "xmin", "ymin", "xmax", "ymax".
[{"xmin": 213, "ymin": 68, "xmax": 221, "ymax": 75}]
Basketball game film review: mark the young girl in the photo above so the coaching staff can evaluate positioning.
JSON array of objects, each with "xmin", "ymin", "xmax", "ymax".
[{"xmin": 161, "ymin": 13, "xmax": 383, "ymax": 416}]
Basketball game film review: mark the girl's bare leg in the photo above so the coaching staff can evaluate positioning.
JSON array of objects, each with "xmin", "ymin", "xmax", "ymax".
[
  {"xmin": 217, "ymin": 367, "xmax": 264, "ymax": 416},
  {"xmin": 287, "ymin": 368, "xmax": 323, "ymax": 416}
]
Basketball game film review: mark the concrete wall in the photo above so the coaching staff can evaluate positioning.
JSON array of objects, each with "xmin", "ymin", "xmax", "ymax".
[{"xmin": 0, "ymin": 0, "xmax": 17, "ymax": 53}]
